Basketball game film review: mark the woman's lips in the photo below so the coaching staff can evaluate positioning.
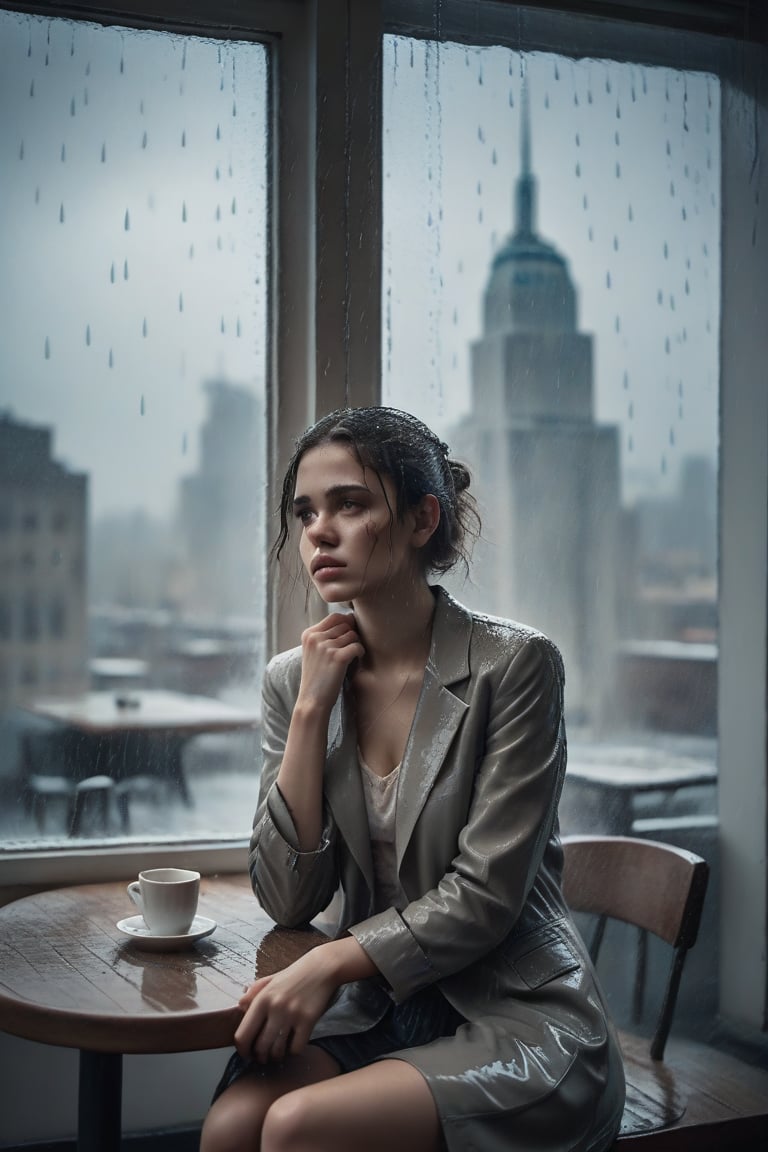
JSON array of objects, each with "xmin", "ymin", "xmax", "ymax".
[
  {"xmin": 311, "ymin": 556, "xmax": 346, "ymax": 580},
  {"xmin": 312, "ymin": 563, "xmax": 346, "ymax": 582}
]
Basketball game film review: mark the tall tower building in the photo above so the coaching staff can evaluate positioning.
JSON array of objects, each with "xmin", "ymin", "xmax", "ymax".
[
  {"xmin": 453, "ymin": 86, "xmax": 620, "ymax": 724},
  {"xmin": 178, "ymin": 380, "xmax": 265, "ymax": 620}
]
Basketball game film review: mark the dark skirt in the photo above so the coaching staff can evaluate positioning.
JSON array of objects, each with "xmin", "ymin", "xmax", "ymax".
[{"xmin": 212, "ymin": 981, "xmax": 465, "ymax": 1101}]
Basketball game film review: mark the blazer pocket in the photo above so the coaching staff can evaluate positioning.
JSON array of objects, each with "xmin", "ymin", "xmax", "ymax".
[{"xmin": 506, "ymin": 925, "xmax": 580, "ymax": 990}]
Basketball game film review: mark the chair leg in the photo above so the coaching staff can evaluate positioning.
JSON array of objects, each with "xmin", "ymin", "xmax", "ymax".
[{"xmin": 633, "ymin": 926, "xmax": 648, "ymax": 1025}]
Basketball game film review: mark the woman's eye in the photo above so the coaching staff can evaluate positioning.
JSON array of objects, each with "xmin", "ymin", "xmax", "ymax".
[{"xmin": 297, "ymin": 509, "xmax": 315, "ymax": 525}]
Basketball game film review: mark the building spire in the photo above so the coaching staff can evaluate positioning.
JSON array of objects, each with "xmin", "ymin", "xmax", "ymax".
[{"xmin": 514, "ymin": 73, "xmax": 536, "ymax": 237}]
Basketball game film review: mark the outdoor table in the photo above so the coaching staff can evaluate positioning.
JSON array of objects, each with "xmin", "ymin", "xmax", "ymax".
[
  {"xmin": 0, "ymin": 874, "xmax": 326, "ymax": 1152},
  {"xmin": 25, "ymin": 690, "xmax": 260, "ymax": 806}
]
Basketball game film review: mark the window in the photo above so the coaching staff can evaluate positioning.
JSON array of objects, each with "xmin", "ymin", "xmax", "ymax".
[
  {"xmin": 383, "ymin": 30, "xmax": 719, "ymax": 747},
  {"xmin": 0, "ymin": 8, "xmax": 269, "ymax": 847}
]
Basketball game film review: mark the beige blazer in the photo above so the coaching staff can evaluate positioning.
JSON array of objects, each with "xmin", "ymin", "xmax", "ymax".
[{"xmin": 249, "ymin": 587, "xmax": 610, "ymax": 1028}]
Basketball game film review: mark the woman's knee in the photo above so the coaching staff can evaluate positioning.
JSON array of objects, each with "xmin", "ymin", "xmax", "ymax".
[{"xmin": 261, "ymin": 1089, "xmax": 317, "ymax": 1152}]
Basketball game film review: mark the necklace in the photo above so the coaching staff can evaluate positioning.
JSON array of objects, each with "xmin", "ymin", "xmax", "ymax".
[{"xmin": 353, "ymin": 671, "xmax": 413, "ymax": 737}]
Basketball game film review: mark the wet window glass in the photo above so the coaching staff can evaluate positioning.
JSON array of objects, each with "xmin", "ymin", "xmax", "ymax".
[
  {"xmin": 382, "ymin": 36, "xmax": 719, "ymax": 841},
  {"xmin": 0, "ymin": 11, "xmax": 268, "ymax": 846}
]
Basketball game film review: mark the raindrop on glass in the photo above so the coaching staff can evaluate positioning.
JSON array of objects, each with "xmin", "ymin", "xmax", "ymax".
[
  {"xmin": 101, "ymin": 142, "xmax": 106, "ymax": 163},
  {"xmin": 110, "ymin": 262, "xmax": 115, "ymax": 283},
  {"xmin": 34, "ymin": 186, "xmax": 40, "ymax": 204},
  {"xmin": 108, "ymin": 348, "xmax": 114, "ymax": 368},
  {"xmin": 628, "ymin": 203, "xmax": 633, "ymax": 222},
  {"xmin": 124, "ymin": 209, "xmax": 130, "ymax": 231},
  {"xmin": 681, "ymin": 206, "xmax": 687, "ymax": 221},
  {"xmin": 59, "ymin": 203, "xmax": 65, "ymax": 223},
  {"xmin": 181, "ymin": 129, "xmax": 186, "ymax": 147},
  {"xmin": 142, "ymin": 318, "xmax": 148, "ymax": 338},
  {"xmin": 657, "ymin": 289, "xmax": 663, "ymax": 305},
  {"xmin": 216, "ymin": 124, "xmax": 221, "ymax": 141},
  {"xmin": 236, "ymin": 318, "xmax": 241, "ymax": 337},
  {"xmin": 232, "ymin": 100, "xmax": 237, "ymax": 117},
  {"xmin": 492, "ymin": 148, "xmax": 497, "ymax": 165},
  {"xmin": 189, "ymin": 243, "xmax": 195, "ymax": 259},
  {"xmin": 613, "ymin": 235, "xmax": 619, "ymax": 251},
  {"xmin": 19, "ymin": 140, "xmax": 24, "ymax": 160},
  {"xmin": 684, "ymin": 278, "xmax": 690, "ymax": 295},
  {"xmin": 665, "ymin": 337, "xmax": 671, "ymax": 354},
  {"xmin": 60, "ymin": 144, "xmax": 66, "ymax": 162},
  {"xmin": 615, "ymin": 315, "xmax": 621, "ymax": 333},
  {"xmin": 477, "ymin": 125, "xmax": 484, "ymax": 143},
  {"xmin": 583, "ymin": 194, "xmax": 588, "ymax": 210},
  {"xmin": 575, "ymin": 161, "xmax": 581, "ymax": 178},
  {"xmin": 606, "ymin": 271, "xmax": 612, "ymax": 289},
  {"xmin": 44, "ymin": 336, "xmax": 50, "ymax": 360},
  {"xmin": 70, "ymin": 96, "xmax": 76, "ymax": 117},
  {"xmin": 179, "ymin": 292, "xmax": 184, "ymax": 312},
  {"xmin": 669, "ymin": 427, "xmax": 675, "ymax": 446},
  {"xmin": 220, "ymin": 316, "xmax": 226, "ymax": 334},
  {"xmin": 85, "ymin": 325, "xmax": 91, "ymax": 347},
  {"xmin": 142, "ymin": 131, "xmax": 147, "ymax": 149},
  {"xmin": 140, "ymin": 395, "xmax": 145, "ymax": 415},
  {"xmin": 663, "ymin": 241, "xmax": 669, "ymax": 259},
  {"xmin": 120, "ymin": 55, "xmax": 124, "ymax": 74},
  {"xmin": 615, "ymin": 162, "xmax": 621, "ymax": 179},
  {"xmin": 182, "ymin": 432, "xmax": 188, "ymax": 454},
  {"xmin": 182, "ymin": 201, "xmax": 187, "ymax": 223},
  {"xmin": 123, "ymin": 259, "xmax": 129, "ymax": 280},
  {"xmin": 231, "ymin": 197, "xmax": 237, "ymax": 215},
  {"xmin": 623, "ymin": 371, "xmax": 629, "ymax": 390},
  {"xmin": 575, "ymin": 132, "xmax": 580, "ymax": 147},
  {"xmin": 29, "ymin": 80, "xmax": 34, "ymax": 98}
]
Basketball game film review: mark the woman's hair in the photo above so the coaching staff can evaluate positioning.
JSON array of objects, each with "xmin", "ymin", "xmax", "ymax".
[{"xmin": 274, "ymin": 406, "xmax": 480, "ymax": 576}]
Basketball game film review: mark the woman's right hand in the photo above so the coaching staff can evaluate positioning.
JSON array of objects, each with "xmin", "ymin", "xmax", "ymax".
[{"xmin": 297, "ymin": 612, "xmax": 365, "ymax": 714}]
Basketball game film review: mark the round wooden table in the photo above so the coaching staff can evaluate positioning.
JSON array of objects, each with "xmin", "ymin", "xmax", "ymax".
[{"xmin": 0, "ymin": 874, "xmax": 325, "ymax": 1152}]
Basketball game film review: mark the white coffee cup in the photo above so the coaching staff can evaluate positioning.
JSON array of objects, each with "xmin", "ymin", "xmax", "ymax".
[{"xmin": 127, "ymin": 867, "xmax": 200, "ymax": 936}]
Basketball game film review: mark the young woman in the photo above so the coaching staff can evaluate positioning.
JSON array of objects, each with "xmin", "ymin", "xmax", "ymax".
[{"xmin": 201, "ymin": 406, "xmax": 625, "ymax": 1152}]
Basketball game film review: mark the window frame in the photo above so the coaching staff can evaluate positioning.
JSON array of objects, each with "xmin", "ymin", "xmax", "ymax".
[{"xmin": 0, "ymin": 0, "xmax": 766, "ymax": 1044}]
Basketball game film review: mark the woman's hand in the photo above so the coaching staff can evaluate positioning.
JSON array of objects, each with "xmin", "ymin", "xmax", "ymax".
[
  {"xmin": 234, "ymin": 945, "xmax": 341, "ymax": 1064},
  {"xmin": 297, "ymin": 612, "xmax": 364, "ymax": 715}
]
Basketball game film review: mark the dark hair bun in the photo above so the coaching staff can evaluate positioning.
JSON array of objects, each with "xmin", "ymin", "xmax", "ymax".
[{"xmin": 449, "ymin": 459, "xmax": 471, "ymax": 495}]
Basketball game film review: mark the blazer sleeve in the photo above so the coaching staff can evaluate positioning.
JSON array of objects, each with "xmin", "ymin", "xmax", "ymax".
[
  {"xmin": 349, "ymin": 634, "xmax": 567, "ymax": 1002},
  {"xmin": 248, "ymin": 654, "xmax": 340, "ymax": 927}
]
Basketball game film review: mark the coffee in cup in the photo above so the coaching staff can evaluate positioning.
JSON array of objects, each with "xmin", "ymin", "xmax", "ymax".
[{"xmin": 127, "ymin": 867, "xmax": 200, "ymax": 935}]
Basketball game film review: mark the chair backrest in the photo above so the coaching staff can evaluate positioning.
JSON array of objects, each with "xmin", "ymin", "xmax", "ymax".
[{"xmin": 561, "ymin": 834, "xmax": 709, "ymax": 1061}]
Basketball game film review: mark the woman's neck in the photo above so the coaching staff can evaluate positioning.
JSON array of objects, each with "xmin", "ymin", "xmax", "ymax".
[{"xmin": 351, "ymin": 581, "xmax": 436, "ymax": 672}]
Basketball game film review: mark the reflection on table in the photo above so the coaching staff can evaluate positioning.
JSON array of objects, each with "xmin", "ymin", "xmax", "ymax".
[
  {"xmin": 20, "ymin": 690, "xmax": 259, "ymax": 834},
  {"xmin": 0, "ymin": 874, "xmax": 327, "ymax": 1152}
]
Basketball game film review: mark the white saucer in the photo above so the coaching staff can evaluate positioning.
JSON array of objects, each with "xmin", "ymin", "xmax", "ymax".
[{"xmin": 116, "ymin": 914, "xmax": 217, "ymax": 951}]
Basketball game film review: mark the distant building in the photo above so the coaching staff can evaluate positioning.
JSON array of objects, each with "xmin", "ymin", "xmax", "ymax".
[
  {"xmin": 177, "ymin": 380, "xmax": 265, "ymax": 621},
  {"xmin": 0, "ymin": 413, "xmax": 88, "ymax": 707},
  {"xmin": 450, "ymin": 86, "xmax": 620, "ymax": 724}
]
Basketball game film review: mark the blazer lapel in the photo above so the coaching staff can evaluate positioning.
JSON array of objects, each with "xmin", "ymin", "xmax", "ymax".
[
  {"xmin": 324, "ymin": 686, "xmax": 375, "ymax": 894},
  {"xmin": 395, "ymin": 589, "xmax": 472, "ymax": 868}
]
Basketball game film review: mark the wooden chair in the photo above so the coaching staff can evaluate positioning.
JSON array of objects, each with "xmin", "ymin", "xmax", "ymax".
[{"xmin": 561, "ymin": 834, "xmax": 768, "ymax": 1147}]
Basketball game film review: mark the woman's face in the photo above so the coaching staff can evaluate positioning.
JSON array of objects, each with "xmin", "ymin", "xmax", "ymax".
[{"xmin": 293, "ymin": 441, "xmax": 422, "ymax": 604}]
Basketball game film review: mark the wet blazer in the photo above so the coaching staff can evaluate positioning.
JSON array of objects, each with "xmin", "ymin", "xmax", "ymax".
[{"xmin": 249, "ymin": 586, "xmax": 614, "ymax": 1037}]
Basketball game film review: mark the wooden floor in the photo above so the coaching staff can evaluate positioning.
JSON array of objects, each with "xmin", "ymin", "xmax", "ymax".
[{"xmin": 616, "ymin": 1030, "xmax": 768, "ymax": 1148}]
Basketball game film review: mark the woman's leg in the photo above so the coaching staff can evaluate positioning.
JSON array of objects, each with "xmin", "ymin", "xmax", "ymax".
[
  {"xmin": 262, "ymin": 1058, "xmax": 443, "ymax": 1152},
  {"xmin": 200, "ymin": 1046, "xmax": 341, "ymax": 1152}
]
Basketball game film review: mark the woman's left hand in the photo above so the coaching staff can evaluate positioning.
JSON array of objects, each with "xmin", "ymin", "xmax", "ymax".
[{"xmin": 234, "ymin": 946, "xmax": 340, "ymax": 1064}]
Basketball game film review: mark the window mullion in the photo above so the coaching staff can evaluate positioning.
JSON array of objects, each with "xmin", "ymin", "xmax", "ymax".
[{"xmin": 314, "ymin": 0, "xmax": 383, "ymax": 416}]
